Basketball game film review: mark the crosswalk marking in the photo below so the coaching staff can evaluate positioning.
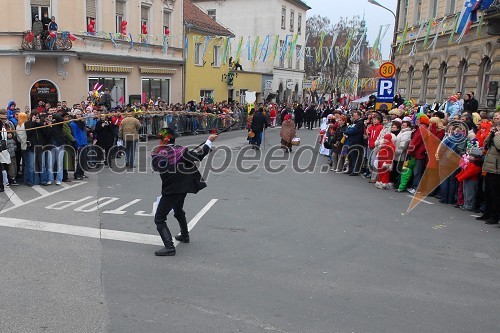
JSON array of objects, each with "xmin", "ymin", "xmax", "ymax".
[
  {"xmin": 4, "ymin": 187, "xmax": 24, "ymax": 206},
  {"xmin": 0, "ymin": 199, "xmax": 218, "ymax": 247},
  {"xmin": 32, "ymin": 185, "xmax": 51, "ymax": 196},
  {"xmin": 0, "ymin": 182, "xmax": 87, "ymax": 214}
]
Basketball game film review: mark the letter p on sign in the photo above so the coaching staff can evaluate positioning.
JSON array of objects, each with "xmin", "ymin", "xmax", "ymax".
[{"xmin": 377, "ymin": 78, "xmax": 395, "ymax": 102}]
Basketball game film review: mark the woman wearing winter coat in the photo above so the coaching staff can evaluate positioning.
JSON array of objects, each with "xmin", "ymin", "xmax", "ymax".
[
  {"xmin": 15, "ymin": 113, "xmax": 28, "ymax": 182},
  {"xmin": 391, "ymin": 119, "xmax": 412, "ymax": 186},
  {"xmin": 279, "ymin": 114, "xmax": 296, "ymax": 152},
  {"xmin": 477, "ymin": 113, "xmax": 500, "ymax": 224},
  {"xmin": 24, "ymin": 111, "xmax": 43, "ymax": 186},
  {"xmin": 95, "ymin": 115, "xmax": 116, "ymax": 167},
  {"xmin": 331, "ymin": 115, "xmax": 347, "ymax": 172}
]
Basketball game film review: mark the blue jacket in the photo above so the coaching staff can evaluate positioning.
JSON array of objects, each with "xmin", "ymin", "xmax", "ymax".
[
  {"xmin": 344, "ymin": 119, "xmax": 364, "ymax": 146},
  {"xmin": 7, "ymin": 101, "xmax": 17, "ymax": 126},
  {"xmin": 70, "ymin": 121, "xmax": 87, "ymax": 148}
]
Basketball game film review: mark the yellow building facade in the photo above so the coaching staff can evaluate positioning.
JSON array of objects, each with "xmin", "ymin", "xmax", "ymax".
[{"xmin": 183, "ymin": 0, "xmax": 264, "ymax": 104}]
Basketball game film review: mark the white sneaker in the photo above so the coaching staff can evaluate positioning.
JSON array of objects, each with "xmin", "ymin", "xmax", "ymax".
[
  {"xmin": 407, "ymin": 188, "xmax": 416, "ymax": 195},
  {"xmin": 46, "ymin": 181, "xmax": 52, "ymax": 185},
  {"xmin": 55, "ymin": 181, "xmax": 61, "ymax": 185},
  {"xmin": 375, "ymin": 182, "xmax": 383, "ymax": 189}
]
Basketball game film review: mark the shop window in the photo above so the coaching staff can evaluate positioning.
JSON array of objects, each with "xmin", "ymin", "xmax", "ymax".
[
  {"xmin": 88, "ymin": 77, "xmax": 126, "ymax": 108},
  {"xmin": 142, "ymin": 78, "xmax": 170, "ymax": 104}
]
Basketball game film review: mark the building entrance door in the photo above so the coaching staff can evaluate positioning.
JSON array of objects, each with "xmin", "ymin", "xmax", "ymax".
[{"xmin": 30, "ymin": 80, "xmax": 59, "ymax": 108}]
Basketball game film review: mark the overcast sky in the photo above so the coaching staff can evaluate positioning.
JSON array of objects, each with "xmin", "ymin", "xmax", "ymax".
[{"xmin": 306, "ymin": 0, "xmax": 398, "ymax": 59}]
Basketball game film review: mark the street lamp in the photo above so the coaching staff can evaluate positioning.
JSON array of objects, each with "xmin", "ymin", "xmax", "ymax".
[
  {"xmin": 368, "ymin": 0, "xmax": 398, "ymax": 61},
  {"xmin": 368, "ymin": 0, "xmax": 396, "ymax": 19}
]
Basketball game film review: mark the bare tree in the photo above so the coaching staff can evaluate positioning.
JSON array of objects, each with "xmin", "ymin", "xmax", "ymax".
[{"xmin": 306, "ymin": 15, "xmax": 361, "ymax": 102}]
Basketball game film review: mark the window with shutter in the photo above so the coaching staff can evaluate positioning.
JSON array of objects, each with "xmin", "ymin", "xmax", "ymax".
[
  {"xmin": 31, "ymin": 0, "xmax": 50, "ymax": 6},
  {"xmin": 141, "ymin": 5, "xmax": 149, "ymax": 28},
  {"xmin": 86, "ymin": 0, "xmax": 96, "ymax": 20},
  {"xmin": 141, "ymin": 7, "xmax": 149, "ymax": 21},
  {"xmin": 116, "ymin": 1, "xmax": 125, "ymax": 15},
  {"xmin": 116, "ymin": 0, "xmax": 125, "ymax": 33}
]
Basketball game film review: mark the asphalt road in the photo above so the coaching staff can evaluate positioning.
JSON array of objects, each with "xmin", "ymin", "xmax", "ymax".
[{"xmin": 0, "ymin": 127, "xmax": 499, "ymax": 333}]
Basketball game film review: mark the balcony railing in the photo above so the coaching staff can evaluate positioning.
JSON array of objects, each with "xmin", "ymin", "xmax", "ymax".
[{"xmin": 21, "ymin": 31, "xmax": 73, "ymax": 51}]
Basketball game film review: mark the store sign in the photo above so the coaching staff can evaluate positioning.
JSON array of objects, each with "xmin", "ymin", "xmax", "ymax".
[
  {"xmin": 265, "ymin": 80, "xmax": 273, "ymax": 92},
  {"xmin": 303, "ymin": 80, "xmax": 312, "ymax": 89},
  {"xmin": 31, "ymin": 81, "xmax": 57, "ymax": 94}
]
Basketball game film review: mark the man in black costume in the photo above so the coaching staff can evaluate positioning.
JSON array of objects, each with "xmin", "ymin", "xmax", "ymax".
[{"xmin": 151, "ymin": 128, "xmax": 217, "ymax": 256}]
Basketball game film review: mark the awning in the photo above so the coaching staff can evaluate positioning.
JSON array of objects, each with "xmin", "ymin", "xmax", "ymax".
[
  {"xmin": 139, "ymin": 66, "xmax": 177, "ymax": 74},
  {"xmin": 351, "ymin": 92, "xmax": 377, "ymax": 104},
  {"xmin": 84, "ymin": 64, "xmax": 133, "ymax": 73}
]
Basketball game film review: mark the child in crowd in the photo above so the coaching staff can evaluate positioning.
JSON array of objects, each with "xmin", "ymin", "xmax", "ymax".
[{"xmin": 376, "ymin": 133, "xmax": 395, "ymax": 189}]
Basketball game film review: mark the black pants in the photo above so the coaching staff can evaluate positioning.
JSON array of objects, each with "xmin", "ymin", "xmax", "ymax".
[
  {"xmin": 154, "ymin": 193, "xmax": 189, "ymax": 236},
  {"xmin": 295, "ymin": 119, "xmax": 303, "ymax": 129},
  {"xmin": 306, "ymin": 119, "xmax": 313, "ymax": 130},
  {"xmin": 347, "ymin": 145, "xmax": 363, "ymax": 174},
  {"xmin": 484, "ymin": 173, "xmax": 500, "ymax": 220}
]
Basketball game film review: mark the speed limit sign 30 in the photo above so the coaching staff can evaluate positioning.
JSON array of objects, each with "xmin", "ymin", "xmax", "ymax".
[{"xmin": 379, "ymin": 62, "xmax": 396, "ymax": 79}]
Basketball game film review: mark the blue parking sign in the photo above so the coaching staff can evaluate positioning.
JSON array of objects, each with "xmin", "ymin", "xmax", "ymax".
[{"xmin": 377, "ymin": 78, "xmax": 395, "ymax": 102}]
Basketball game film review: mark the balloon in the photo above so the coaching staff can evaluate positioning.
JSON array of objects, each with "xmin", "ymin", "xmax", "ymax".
[
  {"xmin": 69, "ymin": 34, "xmax": 76, "ymax": 41},
  {"xmin": 93, "ymin": 82, "xmax": 100, "ymax": 90},
  {"xmin": 164, "ymin": 27, "xmax": 170, "ymax": 36},
  {"xmin": 142, "ymin": 24, "xmax": 148, "ymax": 35},
  {"xmin": 25, "ymin": 32, "xmax": 34, "ymax": 42},
  {"xmin": 121, "ymin": 20, "xmax": 127, "ymax": 26},
  {"xmin": 49, "ymin": 31, "xmax": 56, "ymax": 38}
]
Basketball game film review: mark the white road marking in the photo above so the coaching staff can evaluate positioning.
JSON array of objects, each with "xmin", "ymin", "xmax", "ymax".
[
  {"xmin": 74, "ymin": 197, "xmax": 120, "ymax": 212},
  {"xmin": 32, "ymin": 185, "xmax": 51, "ymax": 196},
  {"xmin": 173, "ymin": 199, "xmax": 218, "ymax": 246},
  {"xmin": 471, "ymin": 214, "xmax": 481, "ymax": 218},
  {"xmin": 103, "ymin": 199, "xmax": 142, "ymax": 215},
  {"xmin": 4, "ymin": 187, "xmax": 24, "ymax": 206},
  {"xmin": 0, "ymin": 217, "xmax": 163, "ymax": 246},
  {"xmin": 0, "ymin": 199, "xmax": 218, "ymax": 247},
  {"xmin": 0, "ymin": 182, "xmax": 87, "ymax": 214},
  {"xmin": 406, "ymin": 195, "xmax": 434, "ymax": 205}
]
